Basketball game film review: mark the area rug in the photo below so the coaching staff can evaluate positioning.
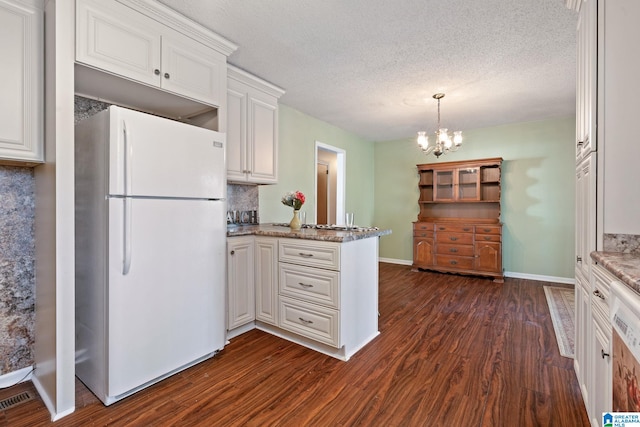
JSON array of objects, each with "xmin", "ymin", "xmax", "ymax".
[{"xmin": 543, "ymin": 286, "xmax": 575, "ymax": 358}]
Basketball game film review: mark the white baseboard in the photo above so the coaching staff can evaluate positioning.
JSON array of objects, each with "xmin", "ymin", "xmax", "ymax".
[
  {"xmin": 504, "ymin": 271, "xmax": 575, "ymax": 285},
  {"xmin": 378, "ymin": 257, "xmax": 413, "ymax": 266},
  {"xmin": 377, "ymin": 258, "xmax": 575, "ymax": 285},
  {"xmin": 32, "ymin": 371, "xmax": 76, "ymax": 422},
  {"xmin": 0, "ymin": 366, "xmax": 33, "ymax": 388}
]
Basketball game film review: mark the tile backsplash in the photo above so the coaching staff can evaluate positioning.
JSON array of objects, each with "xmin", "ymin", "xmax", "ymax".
[{"xmin": 604, "ymin": 234, "xmax": 640, "ymax": 256}]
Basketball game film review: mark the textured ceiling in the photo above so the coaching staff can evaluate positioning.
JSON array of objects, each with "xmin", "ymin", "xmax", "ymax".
[{"xmin": 159, "ymin": 0, "xmax": 578, "ymax": 142}]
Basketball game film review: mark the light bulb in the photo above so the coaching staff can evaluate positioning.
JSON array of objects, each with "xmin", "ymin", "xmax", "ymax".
[
  {"xmin": 453, "ymin": 131, "xmax": 463, "ymax": 146},
  {"xmin": 417, "ymin": 131, "xmax": 428, "ymax": 148},
  {"xmin": 438, "ymin": 128, "xmax": 449, "ymax": 144}
]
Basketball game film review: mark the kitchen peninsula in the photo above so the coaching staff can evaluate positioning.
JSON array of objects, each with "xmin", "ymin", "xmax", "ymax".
[{"xmin": 227, "ymin": 224, "xmax": 391, "ymax": 361}]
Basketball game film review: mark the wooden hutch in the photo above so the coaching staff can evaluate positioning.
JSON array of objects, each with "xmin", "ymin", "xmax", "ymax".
[{"xmin": 413, "ymin": 157, "xmax": 504, "ymax": 282}]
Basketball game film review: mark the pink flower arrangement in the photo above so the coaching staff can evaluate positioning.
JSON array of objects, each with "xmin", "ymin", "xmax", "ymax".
[{"xmin": 281, "ymin": 190, "xmax": 305, "ymax": 210}]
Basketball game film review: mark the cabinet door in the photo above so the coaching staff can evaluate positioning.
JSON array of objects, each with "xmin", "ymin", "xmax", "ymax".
[
  {"xmin": 474, "ymin": 242, "xmax": 501, "ymax": 272},
  {"xmin": 575, "ymin": 272, "xmax": 592, "ymax": 406},
  {"xmin": 76, "ymin": 0, "xmax": 161, "ymax": 87},
  {"xmin": 255, "ymin": 237, "xmax": 278, "ymax": 325},
  {"xmin": 0, "ymin": 0, "xmax": 43, "ymax": 164},
  {"xmin": 413, "ymin": 238, "xmax": 434, "ymax": 267},
  {"xmin": 247, "ymin": 95, "xmax": 278, "ymax": 183},
  {"xmin": 434, "ymin": 170, "xmax": 455, "ymax": 201},
  {"xmin": 575, "ymin": 154, "xmax": 596, "ymax": 280},
  {"xmin": 226, "ymin": 86, "xmax": 248, "ymax": 182},
  {"xmin": 592, "ymin": 318, "xmax": 611, "ymax": 425},
  {"xmin": 576, "ymin": 0, "xmax": 597, "ymax": 161},
  {"xmin": 160, "ymin": 30, "xmax": 226, "ymax": 106},
  {"xmin": 457, "ymin": 167, "xmax": 480, "ymax": 201},
  {"xmin": 227, "ymin": 237, "xmax": 255, "ymax": 329}
]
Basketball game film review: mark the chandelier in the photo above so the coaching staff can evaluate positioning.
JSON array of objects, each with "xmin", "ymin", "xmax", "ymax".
[{"xmin": 416, "ymin": 93, "xmax": 463, "ymax": 158}]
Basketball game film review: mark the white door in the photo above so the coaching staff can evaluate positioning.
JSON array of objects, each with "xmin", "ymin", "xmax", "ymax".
[
  {"xmin": 107, "ymin": 198, "xmax": 225, "ymax": 397},
  {"xmin": 108, "ymin": 106, "xmax": 226, "ymax": 199}
]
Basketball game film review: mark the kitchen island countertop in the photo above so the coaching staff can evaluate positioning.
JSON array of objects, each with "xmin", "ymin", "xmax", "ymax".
[
  {"xmin": 227, "ymin": 224, "xmax": 391, "ymax": 243},
  {"xmin": 591, "ymin": 251, "xmax": 640, "ymax": 294}
]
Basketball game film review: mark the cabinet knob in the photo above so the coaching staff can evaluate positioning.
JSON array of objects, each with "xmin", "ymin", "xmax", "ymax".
[
  {"xmin": 154, "ymin": 69, "xmax": 160, "ymax": 75},
  {"xmin": 601, "ymin": 349, "xmax": 610, "ymax": 359},
  {"xmin": 230, "ymin": 250, "xmax": 235, "ymax": 255},
  {"xmin": 164, "ymin": 72, "xmax": 170, "ymax": 79},
  {"xmin": 593, "ymin": 289, "xmax": 605, "ymax": 300}
]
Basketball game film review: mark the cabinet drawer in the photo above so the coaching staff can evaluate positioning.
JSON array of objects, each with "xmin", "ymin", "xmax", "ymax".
[
  {"xmin": 436, "ymin": 232, "xmax": 473, "ymax": 245},
  {"xmin": 436, "ymin": 243, "xmax": 475, "ymax": 257},
  {"xmin": 475, "ymin": 225, "xmax": 501, "ymax": 235},
  {"xmin": 413, "ymin": 230, "xmax": 434, "ymax": 238},
  {"xmin": 279, "ymin": 296, "xmax": 339, "ymax": 348},
  {"xmin": 279, "ymin": 239, "xmax": 340, "ymax": 270},
  {"xmin": 279, "ymin": 263, "xmax": 339, "ymax": 309},
  {"xmin": 434, "ymin": 224, "xmax": 474, "ymax": 233},
  {"xmin": 435, "ymin": 255, "xmax": 474, "ymax": 270},
  {"xmin": 414, "ymin": 222, "xmax": 434, "ymax": 232},
  {"xmin": 475, "ymin": 234, "xmax": 501, "ymax": 243}
]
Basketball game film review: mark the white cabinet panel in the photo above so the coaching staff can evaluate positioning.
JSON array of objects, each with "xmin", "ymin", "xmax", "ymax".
[
  {"xmin": 227, "ymin": 65, "xmax": 284, "ymax": 184},
  {"xmin": 0, "ymin": 0, "xmax": 43, "ymax": 165},
  {"xmin": 76, "ymin": 0, "xmax": 161, "ymax": 87},
  {"xmin": 255, "ymin": 237, "xmax": 278, "ymax": 325},
  {"xmin": 227, "ymin": 236, "xmax": 255, "ymax": 330}
]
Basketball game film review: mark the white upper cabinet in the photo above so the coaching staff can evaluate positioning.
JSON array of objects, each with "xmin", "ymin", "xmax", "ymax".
[
  {"xmin": 76, "ymin": 0, "xmax": 234, "ymax": 109},
  {"xmin": 0, "ymin": 0, "xmax": 43, "ymax": 166},
  {"xmin": 227, "ymin": 65, "xmax": 285, "ymax": 184},
  {"xmin": 575, "ymin": 0, "xmax": 597, "ymax": 162}
]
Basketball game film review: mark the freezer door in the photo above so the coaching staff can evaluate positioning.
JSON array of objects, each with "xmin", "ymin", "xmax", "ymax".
[
  {"xmin": 108, "ymin": 106, "xmax": 226, "ymax": 199},
  {"xmin": 107, "ymin": 198, "xmax": 226, "ymax": 398}
]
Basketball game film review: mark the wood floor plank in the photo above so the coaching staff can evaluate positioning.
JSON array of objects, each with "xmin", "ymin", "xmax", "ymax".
[{"xmin": 0, "ymin": 263, "xmax": 588, "ymax": 426}]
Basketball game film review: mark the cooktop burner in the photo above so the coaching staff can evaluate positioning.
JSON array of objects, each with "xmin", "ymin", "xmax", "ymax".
[{"xmin": 271, "ymin": 223, "xmax": 379, "ymax": 232}]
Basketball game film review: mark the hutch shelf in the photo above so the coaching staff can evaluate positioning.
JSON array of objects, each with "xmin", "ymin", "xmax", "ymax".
[{"xmin": 413, "ymin": 157, "xmax": 504, "ymax": 282}]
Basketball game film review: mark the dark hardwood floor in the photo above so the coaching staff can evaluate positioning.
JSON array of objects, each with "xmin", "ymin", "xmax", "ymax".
[{"xmin": 1, "ymin": 263, "xmax": 588, "ymax": 426}]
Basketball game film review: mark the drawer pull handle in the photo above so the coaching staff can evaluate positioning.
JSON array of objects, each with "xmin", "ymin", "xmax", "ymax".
[
  {"xmin": 439, "ymin": 227, "xmax": 446, "ymax": 230},
  {"xmin": 449, "ymin": 248, "xmax": 458, "ymax": 253},
  {"xmin": 298, "ymin": 317, "xmax": 313, "ymax": 325},
  {"xmin": 483, "ymin": 228, "xmax": 491, "ymax": 232},
  {"xmin": 593, "ymin": 289, "xmax": 605, "ymax": 300},
  {"xmin": 463, "ymin": 228, "xmax": 471, "ymax": 231},
  {"xmin": 450, "ymin": 237, "xmax": 458, "ymax": 241},
  {"xmin": 450, "ymin": 260, "xmax": 458, "ymax": 265},
  {"xmin": 299, "ymin": 252, "xmax": 314, "ymax": 258},
  {"xmin": 484, "ymin": 236, "xmax": 491, "ymax": 240},
  {"xmin": 298, "ymin": 282, "xmax": 313, "ymax": 288}
]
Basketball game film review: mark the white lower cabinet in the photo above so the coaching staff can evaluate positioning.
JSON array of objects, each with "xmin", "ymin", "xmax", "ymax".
[
  {"xmin": 227, "ymin": 236, "xmax": 255, "ymax": 330},
  {"xmin": 590, "ymin": 263, "xmax": 613, "ymax": 425},
  {"xmin": 575, "ymin": 269, "xmax": 592, "ymax": 406},
  {"xmin": 269, "ymin": 237, "xmax": 380, "ymax": 360},
  {"xmin": 254, "ymin": 237, "xmax": 278, "ymax": 325},
  {"xmin": 227, "ymin": 235, "xmax": 380, "ymax": 360}
]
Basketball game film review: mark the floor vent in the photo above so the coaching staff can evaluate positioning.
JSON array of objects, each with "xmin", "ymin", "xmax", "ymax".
[{"xmin": 0, "ymin": 391, "xmax": 33, "ymax": 411}]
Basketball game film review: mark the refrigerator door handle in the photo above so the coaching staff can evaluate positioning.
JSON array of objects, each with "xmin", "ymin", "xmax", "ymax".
[
  {"xmin": 123, "ymin": 198, "xmax": 132, "ymax": 275},
  {"xmin": 123, "ymin": 121, "xmax": 133, "ymax": 196}
]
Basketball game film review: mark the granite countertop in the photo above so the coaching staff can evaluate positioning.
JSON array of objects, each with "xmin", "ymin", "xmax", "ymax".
[
  {"xmin": 591, "ymin": 251, "xmax": 640, "ymax": 294},
  {"xmin": 227, "ymin": 224, "xmax": 392, "ymax": 242}
]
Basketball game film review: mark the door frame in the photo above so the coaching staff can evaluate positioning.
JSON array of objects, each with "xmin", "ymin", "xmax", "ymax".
[{"xmin": 314, "ymin": 141, "xmax": 345, "ymax": 225}]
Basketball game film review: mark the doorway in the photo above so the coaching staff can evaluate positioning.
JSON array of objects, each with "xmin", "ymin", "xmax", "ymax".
[{"xmin": 315, "ymin": 141, "xmax": 345, "ymax": 225}]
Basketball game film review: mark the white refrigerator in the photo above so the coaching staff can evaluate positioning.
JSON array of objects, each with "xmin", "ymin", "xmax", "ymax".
[{"xmin": 75, "ymin": 106, "xmax": 226, "ymax": 405}]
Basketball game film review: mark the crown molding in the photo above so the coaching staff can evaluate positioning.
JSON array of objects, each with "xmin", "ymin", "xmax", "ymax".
[{"xmin": 117, "ymin": 0, "xmax": 238, "ymax": 56}]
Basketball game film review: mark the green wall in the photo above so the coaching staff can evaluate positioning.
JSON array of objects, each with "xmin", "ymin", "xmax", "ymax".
[
  {"xmin": 373, "ymin": 116, "xmax": 576, "ymax": 279},
  {"xmin": 258, "ymin": 105, "xmax": 375, "ymax": 226}
]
